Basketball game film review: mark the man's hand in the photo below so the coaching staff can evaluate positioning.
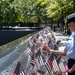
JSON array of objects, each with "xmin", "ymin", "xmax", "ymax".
[
  {"xmin": 68, "ymin": 64, "xmax": 75, "ymax": 73},
  {"xmin": 68, "ymin": 69, "xmax": 72, "ymax": 73},
  {"xmin": 42, "ymin": 45, "xmax": 49, "ymax": 52}
]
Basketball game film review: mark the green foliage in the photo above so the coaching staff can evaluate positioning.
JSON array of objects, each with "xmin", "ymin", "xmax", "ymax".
[
  {"xmin": 0, "ymin": 0, "xmax": 19, "ymax": 23},
  {"xmin": 46, "ymin": 0, "xmax": 73, "ymax": 21},
  {"xmin": 0, "ymin": 0, "xmax": 74, "ymax": 25}
]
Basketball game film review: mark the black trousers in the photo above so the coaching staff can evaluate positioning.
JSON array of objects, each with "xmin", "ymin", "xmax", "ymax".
[{"xmin": 68, "ymin": 58, "xmax": 75, "ymax": 75}]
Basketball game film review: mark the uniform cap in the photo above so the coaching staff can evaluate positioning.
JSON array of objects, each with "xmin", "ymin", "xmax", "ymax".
[{"xmin": 67, "ymin": 13, "xmax": 75, "ymax": 24}]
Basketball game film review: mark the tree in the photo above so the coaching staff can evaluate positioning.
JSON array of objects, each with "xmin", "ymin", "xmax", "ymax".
[{"xmin": 0, "ymin": 0, "xmax": 75, "ymax": 28}]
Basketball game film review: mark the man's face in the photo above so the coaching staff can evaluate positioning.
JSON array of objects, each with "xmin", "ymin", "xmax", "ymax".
[{"xmin": 68, "ymin": 22, "xmax": 75, "ymax": 32}]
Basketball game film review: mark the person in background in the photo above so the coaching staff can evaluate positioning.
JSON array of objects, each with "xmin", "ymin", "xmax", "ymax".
[{"xmin": 47, "ymin": 13, "xmax": 75, "ymax": 75}]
